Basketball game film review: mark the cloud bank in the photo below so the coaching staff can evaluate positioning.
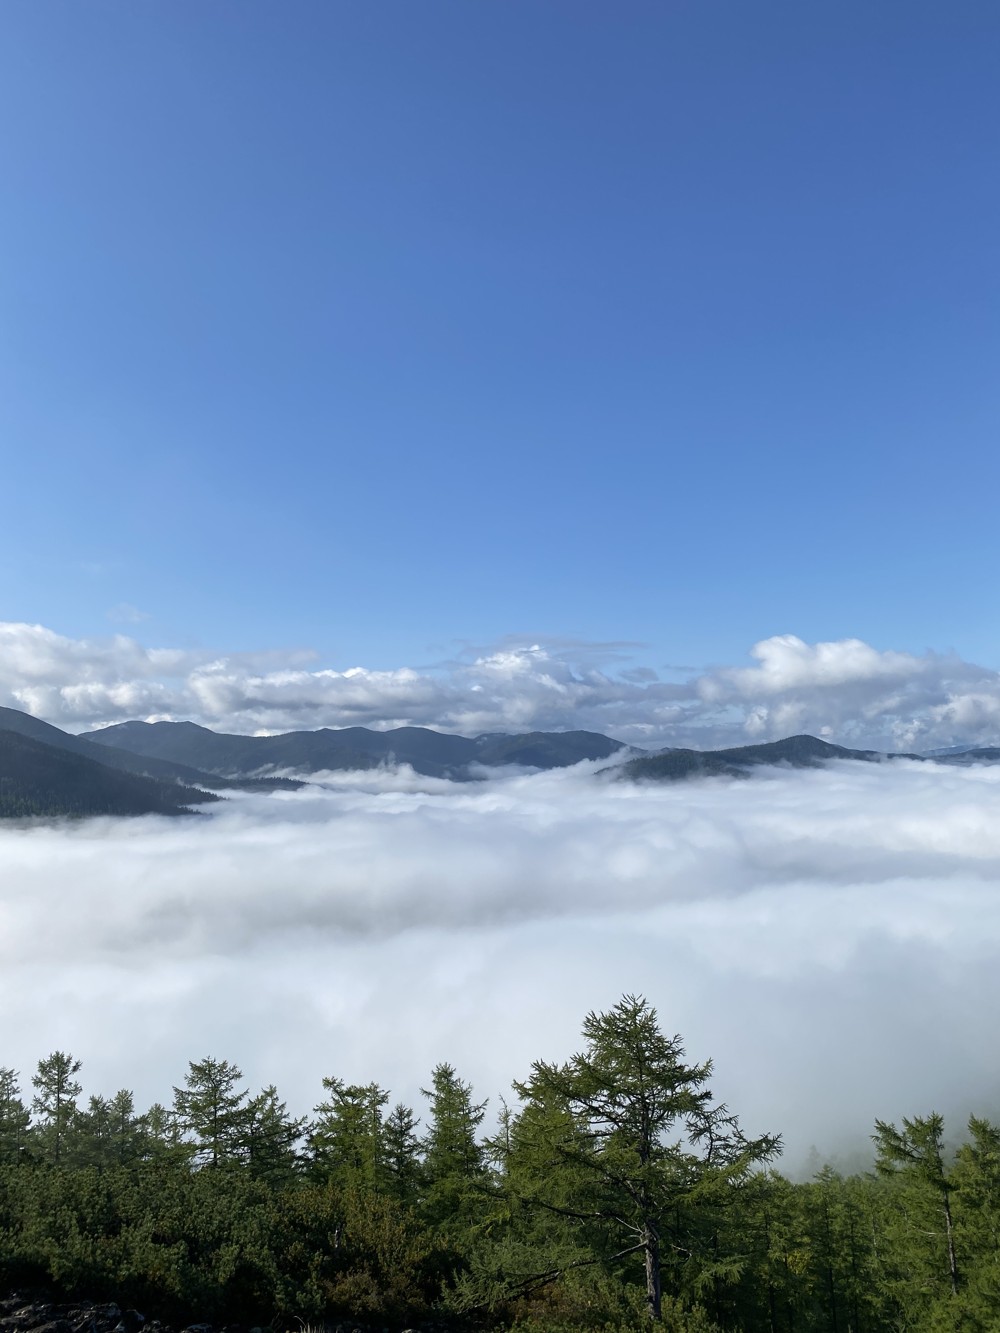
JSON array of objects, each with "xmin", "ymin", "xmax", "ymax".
[
  {"xmin": 2, "ymin": 621, "xmax": 1000, "ymax": 751},
  {"xmin": 3, "ymin": 759, "xmax": 1000, "ymax": 1168}
]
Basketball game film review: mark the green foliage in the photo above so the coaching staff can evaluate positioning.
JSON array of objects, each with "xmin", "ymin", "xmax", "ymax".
[
  {"xmin": 173, "ymin": 1057, "xmax": 249, "ymax": 1169},
  {"xmin": 31, "ymin": 1050, "xmax": 82, "ymax": 1164},
  {"xmin": 310, "ymin": 1078, "xmax": 389, "ymax": 1191},
  {"xmin": 6, "ymin": 1002, "xmax": 1000, "ymax": 1330},
  {"xmin": 0, "ymin": 1067, "xmax": 30, "ymax": 1166},
  {"xmin": 383, "ymin": 1100, "xmax": 424, "ymax": 1206},
  {"xmin": 421, "ymin": 1062, "xmax": 489, "ymax": 1233},
  {"xmin": 243, "ymin": 1085, "xmax": 306, "ymax": 1182},
  {"xmin": 497, "ymin": 995, "xmax": 781, "ymax": 1323},
  {"xmin": 873, "ymin": 1112, "xmax": 961, "ymax": 1310}
]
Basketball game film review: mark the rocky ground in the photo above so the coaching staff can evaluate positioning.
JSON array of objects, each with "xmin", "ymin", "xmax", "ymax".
[{"xmin": 0, "ymin": 1295, "xmax": 447, "ymax": 1333}]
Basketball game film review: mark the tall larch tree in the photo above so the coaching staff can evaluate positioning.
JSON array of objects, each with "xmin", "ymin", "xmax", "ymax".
[{"xmin": 31, "ymin": 1051, "xmax": 82, "ymax": 1165}]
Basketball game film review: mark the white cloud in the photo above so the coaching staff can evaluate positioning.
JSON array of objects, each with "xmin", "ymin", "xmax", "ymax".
[
  {"xmin": 2, "ymin": 620, "xmax": 1000, "ymax": 751},
  {"xmin": 106, "ymin": 603, "xmax": 151, "ymax": 625},
  {"xmin": 3, "ymin": 760, "xmax": 1000, "ymax": 1169}
]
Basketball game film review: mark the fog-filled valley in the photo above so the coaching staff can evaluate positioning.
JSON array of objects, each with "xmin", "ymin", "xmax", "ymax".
[{"xmin": 3, "ymin": 756, "xmax": 998, "ymax": 1167}]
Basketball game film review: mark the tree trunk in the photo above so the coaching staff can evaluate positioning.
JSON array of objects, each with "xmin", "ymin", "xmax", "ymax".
[
  {"xmin": 643, "ymin": 1222, "xmax": 661, "ymax": 1321},
  {"xmin": 943, "ymin": 1189, "xmax": 959, "ymax": 1295}
]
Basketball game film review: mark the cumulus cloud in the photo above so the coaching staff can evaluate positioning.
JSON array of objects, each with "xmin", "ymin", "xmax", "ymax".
[
  {"xmin": 3, "ymin": 621, "xmax": 1000, "ymax": 751},
  {"xmin": 3, "ymin": 760, "xmax": 1000, "ymax": 1168}
]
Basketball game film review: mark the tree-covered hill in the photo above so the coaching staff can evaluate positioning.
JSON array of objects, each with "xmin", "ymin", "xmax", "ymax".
[
  {"xmin": 10, "ymin": 702, "xmax": 999, "ymax": 795},
  {"xmin": 618, "ymin": 733, "xmax": 915, "ymax": 782},
  {"xmin": 474, "ymin": 729, "xmax": 624, "ymax": 767},
  {"xmin": 0, "ymin": 730, "xmax": 217, "ymax": 818},
  {"xmin": 83, "ymin": 718, "xmax": 629, "ymax": 778},
  {"xmin": 0, "ymin": 707, "xmax": 301, "ymax": 794}
]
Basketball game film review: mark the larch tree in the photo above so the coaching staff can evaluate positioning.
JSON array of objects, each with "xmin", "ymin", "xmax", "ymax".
[
  {"xmin": 242, "ymin": 1084, "xmax": 306, "ymax": 1181},
  {"xmin": 0, "ymin": 1068, "xmax": 30, "ymax": 1166},
  {"xmin": 311, "ymin": 1077, "xmax": 390, "ymax": 1191},
  {"xmin": 500, "ymin": 995, "xmax": 781, "ymax": 1322},
  {"xmin": 383, "ymin": 1101, "xmax": 424, "ymax": 1207},
  {"xmin": 172, "ymin": 1057, "xmax": 248, "ymax": 1168},
  {"xmin": 31, "ymin": 1051, "xmax": 82, "ymax": 1165},
  {"xmin": 421, "ymin": 1063, "xmax": 488, "ymax": 1229},
  {"xmin": 873, "ymin": 1112, "xmax": 960, "ymax": 1302}
]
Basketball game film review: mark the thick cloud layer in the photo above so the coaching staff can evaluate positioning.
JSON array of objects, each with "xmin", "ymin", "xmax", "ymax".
[
  {"xmin": 3, "ymin": 621, "xmax": 1000, "ymax": 751},
  {"xmin": 2, "ymin": 758, "xmax": 1000, "ymax": 1168}
]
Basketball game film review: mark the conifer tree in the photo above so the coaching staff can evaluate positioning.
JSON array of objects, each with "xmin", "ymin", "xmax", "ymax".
[
  {"xmin": 311, "ymin": 1077, "xmax": 389, "ymax": 1190},
  {"xmin": 107, "ymin": 1089, "xmax": 139, "ymax": 1164},
  {"xmin": 503, "ymin": 995, "xmax": 780, "ymax": 1322},
  {"xmin": 383, "ymin": 1101, "xmax": 424, "ymax": 1206},
  {"xmin": 873, "ymin": 1112, "xmax": 960, "ymax": 1304},
  {"xmin": 136, "ymin": 1100, "xmax": 188, "ymax": 1164},
  {"xmin": 0, "ymin": 1068, "xmax": 30, "ymax": 1166},
  {"xmin": 173, "ymin": 1057, "xmax": 248, "ymax": 1168},
  {"xmin": 31, "ymin": 1050, "xmax": 82, "ymax": 1165},
  {"xmin": 73, "ymin": 1088, "xmax": 143, "ymax": 1167},
  {"xmin": 74, "ymin": 1093, "xmax": 113, "ymax": 1166},
  {"xmin": 241, "ymin": 1084, "xmax": 306, "ymax": 1181},
  {"xmin": 421, "ymin": 1062, "xmax": 487, "ymax": 1229}
]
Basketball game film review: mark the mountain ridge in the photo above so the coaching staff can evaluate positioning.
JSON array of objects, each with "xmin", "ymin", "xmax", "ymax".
[
  {"xmin": 0, "ymin": 729, "xmax": 218, "ymax": 818},
  {"xmin": 0, "ymin": 706, "xmax": 302, "ymax": 793},
  {"xmin": 615, "ymin": 733, "xmax": 918, "ymax": 782},
  {"xmin": 5, "ymin": 704, "xmax": 1000, "ymax": 819},
  {"xmin": 83, "ymin": 719, "xmax": 628, "ymax": 779}
]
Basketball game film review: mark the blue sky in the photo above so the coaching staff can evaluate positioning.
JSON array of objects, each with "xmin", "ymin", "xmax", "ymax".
[
  {"xmin": 3, "ymin": 1, "xmax": 999, "ymax": 686},
  {"xmin": 7, "ymin": 4, "xmax": 1000, "ymax": 1140}
]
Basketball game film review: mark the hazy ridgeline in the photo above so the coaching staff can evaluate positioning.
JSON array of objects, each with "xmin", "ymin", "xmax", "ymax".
[{"xmin": 2, "ymin": 996, "xmax": 997, "ymax": 1332}]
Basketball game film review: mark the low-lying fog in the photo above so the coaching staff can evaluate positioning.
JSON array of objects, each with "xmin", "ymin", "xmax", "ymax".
[{"xmin": 3, "ymin": 757, "xmax": 999, "ymax": 1172}]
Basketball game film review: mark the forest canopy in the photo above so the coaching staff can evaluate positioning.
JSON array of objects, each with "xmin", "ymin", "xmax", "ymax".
[{"xmin": 0, "ymin": 996, "xmax": 996, "ymax": 1332}]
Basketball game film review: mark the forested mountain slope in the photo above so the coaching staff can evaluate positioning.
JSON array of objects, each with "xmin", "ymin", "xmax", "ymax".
[
  {"xmin": 618, "ymin": 733, "xmax": 917, "ymax": 781},
  {"xmin": 84, "ymin": 718, "xmax": 628, "ymax": 777},
  {"xmin": 0, "ymin": 707, "xmax": 300, "ymax": 794},
  {"xmin": 0, "ymin": 730, "xmax": 217, "ymax": 817}
]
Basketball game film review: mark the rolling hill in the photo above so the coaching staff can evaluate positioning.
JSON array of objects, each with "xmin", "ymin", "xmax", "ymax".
[
  {"xmin": 0, "ymin": 706, "xmax": 301, "ymax": 793},
  {"xmin": 617, "ymin": 734, "xmax": 915, "ymax": 781},
  {"xmin": 6, "ymin": 701, "xmax": 992, "ymax": 819},
  {"xmin": 0, "ymin": 730, "xmax": 219, "ymax": 818},
  {"xmin": 83, "ymin": 719, "xmax": 628, "ymax": 778}
]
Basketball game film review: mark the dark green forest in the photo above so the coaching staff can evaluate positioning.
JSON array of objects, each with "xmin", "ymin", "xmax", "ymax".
[{"xmin": 1, "ymin": 997, "xmax": 996, "ymax": 1331}]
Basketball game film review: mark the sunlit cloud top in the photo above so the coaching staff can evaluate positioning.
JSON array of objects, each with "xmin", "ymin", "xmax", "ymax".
[{"xmin": 1, "ymin": 621, "xmax": 998, "ymax": 752}]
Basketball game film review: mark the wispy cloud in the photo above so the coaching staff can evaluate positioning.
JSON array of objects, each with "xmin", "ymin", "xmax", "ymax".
[
  {"xmin": 2, "ymin": 760, "xmax": 1000, "ymax": 1166},
  {"xmin": 105, "ymin": 603, "xmax": 151, "ymax": 625},
  {"xmin": 1, "ymin": 620, "xmax": 999, "ymax": 751}
]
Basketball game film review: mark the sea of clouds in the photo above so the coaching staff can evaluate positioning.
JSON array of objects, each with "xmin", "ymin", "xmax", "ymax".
[
  {"xmin": 4, "ymin": 619, "xmax": 1000, "ymax": 751},
  {"xmin": 2, "ymin": 756, "xmax": 1000, "ymax": 1171}
]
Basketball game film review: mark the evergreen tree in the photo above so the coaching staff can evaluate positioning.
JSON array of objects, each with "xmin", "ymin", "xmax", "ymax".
[
  {"xmin": 107, "ymin": 1089, "xmax": 141, "ymax": 1165},
  {"xmin": 173, "ymin": 1057, "xmax": 248, "ymax": 1168},
  {"xmin": 74, "ymin": 1093, "xmax": 113, "ymax": 1166},
  {"xmin": 0, "ymin": 1067, "xmax": 30, "ymax": 1166},
  {"xmin": 136, "ymin": 1100, "xmax": 188, "ymax": 1164},
  {"xmin": 383, "ymin": 1101, "xmax": 424, "ymax": 1207},
  {"xmin": 241, "ymin": 1084, "xmax": 306, "ymax": 1181},
  {"xmin": 949, "ymin": 1114, "xmax": 1000, "ymax": 1322},
  {"xmin": 502, "ymin": 995, "xmax": 780, "ymax": 1322},
  {"xmin": 69, "ymin": 1088, "xmax": 144, "ymax": 1167},
  {"xmin": 421, "ymin": 1063, "xmax": 488, "ymax": 1229},
  {"xmin": 311, "ymin": 1077, "xmax": 389, "ymax": 1190},
  {"xmin": 873, "ymin": 1112, "xmax": 960, "ymax": 1306},
  {"xmin": 31, "ymin": 1050, "xmax": 82, "ymax": 1165}
]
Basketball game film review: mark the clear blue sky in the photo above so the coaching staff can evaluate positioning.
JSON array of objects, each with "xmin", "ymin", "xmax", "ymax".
[{"xmin": 3, "ymin": 0, "xmax": 999, "ymax": 671}]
